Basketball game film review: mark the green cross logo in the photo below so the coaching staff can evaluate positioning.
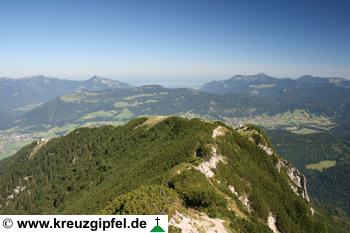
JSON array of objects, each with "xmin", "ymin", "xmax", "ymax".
[{"xmin": 150, "ymin": 217, "xmax": 165, "ymax": 232}]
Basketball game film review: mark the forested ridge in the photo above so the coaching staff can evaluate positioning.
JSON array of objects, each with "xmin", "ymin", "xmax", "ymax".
[{"xmin": 0, "ymin": 117, "xmax": 349, "ymax": 232}]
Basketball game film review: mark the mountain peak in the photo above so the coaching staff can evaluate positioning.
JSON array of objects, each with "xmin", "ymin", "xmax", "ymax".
[
  {"xmin": 257, "ymin": 72, "xmax": 269, "ymax": 77},
  {"xmin": 82, "ymin": 76, "xmax": 132, "ymax": 89},
  {"xmin": 88, "ymin": 75, "xmax": 107, "ymax": 81},
  {"xmin": 297, "ymin": 75, "xmax": 320, "ymax": 81},
  {"xmin": 230, "ymin": 73, "xmax": 275, "ymax": 81}
]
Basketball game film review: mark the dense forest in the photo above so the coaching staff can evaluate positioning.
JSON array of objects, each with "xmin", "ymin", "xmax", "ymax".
[{"xmin": 0, "ymin": 117, "xmax": 348, "ymax": 232}]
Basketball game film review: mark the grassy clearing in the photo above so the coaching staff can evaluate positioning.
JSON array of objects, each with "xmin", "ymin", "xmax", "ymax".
[
  {"xmin": 285, "ymin": 127, "xmax": 320, "ymax": 134},
  {"xmin": 306, "ymin": 160, "xmax": 336, "ymax": 171},
  {"xmin": 34, "ymin": 124, "xmax": 79, "ymax": 138},
  {"xmin": 114, "ymin": 108, "xmax": 134, "ymax": 119},
  {"xmin": 81, "ymin": 121, "xmax": 124, "ymax": 127},
  {"xmin": 249, "ymin": 84, "xmax": 275, "ymax": 89},
  {"xmin": 140, "ymin": 116, "xmax": 169, "ymax": 128},
  {"xmin": 60, "ymin": 93, "xmax": 82, "ymax": 102},
  {"xmin": 81, "ymin": 111, "xmax": 115, "ymax": 120},
  {"xmin": 122, "ymin": 93, "xmax": 158, "ymax": 101},
  {"xmin": 60, "ymin": 92, "xmax": 99, "ymax": 103}
]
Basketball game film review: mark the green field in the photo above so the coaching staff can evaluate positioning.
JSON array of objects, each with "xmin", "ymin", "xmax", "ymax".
[
  {"xmin": 0, "ymin": 139, "xmax": 33, "ymax": 159},
  {"xmin": 81, "ymin": 111, "xmax": 116, "ymax": 120},
  {"xmin": 225, "ymin": 109, "xmax": 336, "ymax": 134},
  {"xmin": 306, "ymin": 160, "xmax": 337, "ymax": 171},
  {"xmin": 0, "ymin": 121, "xmax": 130, "ymax": 160}
]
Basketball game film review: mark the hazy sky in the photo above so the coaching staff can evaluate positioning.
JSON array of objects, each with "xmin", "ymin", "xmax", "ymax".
[{"xmin": 0, "ymin": 0, "xmax": 349, "ymax": 82}]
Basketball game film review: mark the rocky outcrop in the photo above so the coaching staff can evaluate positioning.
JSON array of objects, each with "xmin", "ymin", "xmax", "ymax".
[
  {"xmin": 237, "ymin": 124, "xmax": 310, "ymax": 203},
  {"xmin": 259, "ymin": 143, "xmax": 274, "ymax": 155},
  {"xmin": 196, "ymin": 146, "xmax": 225, "ymax": 178},
  {"xmin": 267, "ymin": 212, "xmax": 280, "ymax": 233},
  {"xmin": 170, "ymin": 211, "xmax": 228, "ymax": 233},
  {"xmin": 212, "ymin": 126, "xmax": 229, "ymax": 139},
  {"xmin": 228, "ymin": 184, "xmax": 252, "ymax": 213},
  {"xmin": 277, "ymin": 158, "xmax": 310, "ymax": 202}
]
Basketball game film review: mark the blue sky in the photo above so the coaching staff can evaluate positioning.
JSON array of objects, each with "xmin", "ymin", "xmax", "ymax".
[{"xmin": 0, "ymin": 0, "xmax": 349, "ymax": 82}]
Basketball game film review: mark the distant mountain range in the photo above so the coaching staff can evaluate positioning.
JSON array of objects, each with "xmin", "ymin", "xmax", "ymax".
[
  {"xmin": 11, "ymin": 85, "xmax": 264, "ymax": 129},
  {"xmin": 0, "ymin": 75, "xmax": 131, "ymax": 129},
  {"xmin": 10, "ymin": 74, "xmax": 350, "ymax": 132},
  {"xmin": 201, "ymin": 73, "xmax": 350, "ymax": 139},
  {"xmin": 200, "ymin": 73, "xmax": 350, "ymax": 95},
  {"xmin": 1, "ymin": 73, "xmax": 350, "ymax": 218},
  {"xmin": 0, "ymin": 75, "xmax": 131, "ymax": 112}
]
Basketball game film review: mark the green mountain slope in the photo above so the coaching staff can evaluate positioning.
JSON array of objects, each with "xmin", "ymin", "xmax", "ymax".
[
  {"xmin": 200, "ymin": 74, "xmax": 350, "ymax": 217},
  {"xmin": 0, "ymin": 75, "xmax": 131, "ymax": 128},
  {"xmin": 0, "ymin": 117, "xmax": 347, "ymax": 232},
  {"xmin": 200, "ymin": 73, "xmax": 350, "ymax": 97},
  {"xmin": 12, "ymin": 86, "xmax": 266, "ymax": 129},
  {"xmin": 200, "ymin": 74, "xmax": 350, "ymax": 125},
  {"xmin": 267, "ymin": 129, "xmax": 350, "ymax": 216},
  {"xmin": 267, "ymin": 129, "xmax": 350, "ymax": 168}
]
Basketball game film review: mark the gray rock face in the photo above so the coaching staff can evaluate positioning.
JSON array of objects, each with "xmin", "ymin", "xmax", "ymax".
[{"xmin": 278, "ymin": 158, "xmax": 310, "ymax": 202}]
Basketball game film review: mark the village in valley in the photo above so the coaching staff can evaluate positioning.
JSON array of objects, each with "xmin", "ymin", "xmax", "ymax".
[{"xmin": 0, "ymin": 130, "xmax": 33, "ymax": 159}]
